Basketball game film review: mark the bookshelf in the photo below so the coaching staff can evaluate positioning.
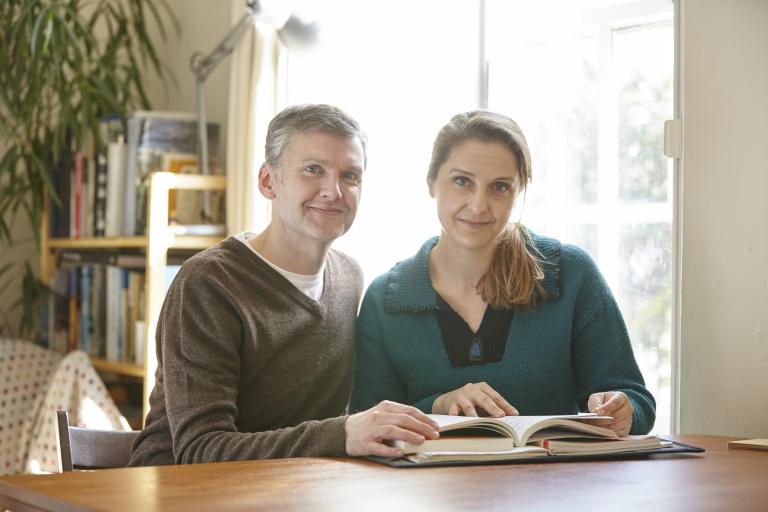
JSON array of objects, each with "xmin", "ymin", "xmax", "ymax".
[{"xmin": 40, "ymin": 172, "xmax": 227, "ymax": 424}]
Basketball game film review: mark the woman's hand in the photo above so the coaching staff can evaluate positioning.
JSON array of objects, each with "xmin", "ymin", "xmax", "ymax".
[
  {"xmin": 433, "ymin": 382, "xmax": 518, "ymax": 417},
  {"xmin": 345, "ymin": 400, "xmax": 440, "ymax": 458},
  {"xmin": 588, "ymin": 391, "xmax": 634, "ymax": 436}
]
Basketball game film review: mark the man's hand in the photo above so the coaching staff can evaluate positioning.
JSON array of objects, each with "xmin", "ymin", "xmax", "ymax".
[
  {"xmin": 588, "ymin": 391, "xmax": 634, "ymax": 436},
  {"xmin": 433, "ymin": 382, "xmax": 518, "ymax": 417},
  {"xmin": 345, "ymin": 400, "xmax": 440, "ymax": 458}
]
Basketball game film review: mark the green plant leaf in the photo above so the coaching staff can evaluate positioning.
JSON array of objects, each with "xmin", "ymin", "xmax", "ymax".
[
  {"xmin": 42, "ymin": 10, "xmax": 54, "ymax": 55},
  {"xmin": 31, "ymin": 7, "xmax": 48, "ymax": 56}
]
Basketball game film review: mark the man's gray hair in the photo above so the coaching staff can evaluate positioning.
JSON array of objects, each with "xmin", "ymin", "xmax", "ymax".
[{"xmin": 265, "ymin": 104, "xmax": 368, "ymax": 169}]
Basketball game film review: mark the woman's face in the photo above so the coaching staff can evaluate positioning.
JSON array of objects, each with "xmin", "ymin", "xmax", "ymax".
[{"xmin": 429, "ymin": 138, "xmax": 520, "ymax": 252}]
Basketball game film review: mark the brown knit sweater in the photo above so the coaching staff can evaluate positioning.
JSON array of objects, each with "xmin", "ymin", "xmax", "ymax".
[{"xmin": 128, "ymin": 237, "xmax": 363, "ymax": 466}]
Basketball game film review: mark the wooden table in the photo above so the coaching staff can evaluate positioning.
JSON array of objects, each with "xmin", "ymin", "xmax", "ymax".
[{"xmin": 1, "ymin": 435, "xmax": 766, "ymax": 511}]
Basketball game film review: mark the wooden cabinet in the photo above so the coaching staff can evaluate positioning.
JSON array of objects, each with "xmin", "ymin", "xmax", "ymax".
[{"xmin": 40, "ymin": 172, "xmax": 226, "ymax": 423}]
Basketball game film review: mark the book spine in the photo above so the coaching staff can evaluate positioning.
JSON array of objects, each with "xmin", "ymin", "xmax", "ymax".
[
  {"xmin": 85, "ymin": 149, "xmax": 94, "ymax": 238},
  {"xmin": 49, "ymin": 156, "xmax": 66, "ymax": 238},
  {"xmin": 91, "ymin": 265, "xmax": 106, "ymax": 358},
  {"xmin": 106, "ymin": 138, "xmax": 126, "ymax": 238},
  {"xmin": 120, "ymin": 269, "xmax": 130, "ymax": 361},
  {"xmin": 94, "ymin": 152, "xmax": 108, "ymax": 237},
  {"xmin": 79, "ymin": 266, "xmax": 91, "ymax": 354},
  {"xmin": 123, "ymin": 118, "xmax": 140, "ymax": 236},
  {"xmin": 69, "ymin": 162, "xmax": 76, "ymax": 238},
  {"xmin": 134, "ymin": 273, "xmax": 146, "ymax": 365},
  {"xmin": 67, "ymin": 268, "xmax": 79, "ymax": 352},
  {"xmin": 74, "ymin": 152, "xmax": 84, "ymax": 239},
  {"xmin": 105, "ymin": 266, "xmax": 120, "ymax": 361},
  {"xmin": 134, "ymin": 320, "xmax": 146, "ymax": 365}
]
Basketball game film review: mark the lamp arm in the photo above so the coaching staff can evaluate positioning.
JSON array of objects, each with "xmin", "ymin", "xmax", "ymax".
[
  {"xmin": 191, "ymin": 9, "xmax": 257, "ymax": 220},
  {"xmin": 190, "ymin": 10, "xmax": 257, "ymax": 82}
]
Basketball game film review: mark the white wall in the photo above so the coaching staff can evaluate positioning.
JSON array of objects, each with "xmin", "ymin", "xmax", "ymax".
[
  {"xmin": 679, "ymin": 0, "xmax": 768, "ymax": 437},
  {"xmin": 0, "ymin": 208, "xmax": 36, "ymax": 337},
  {"xmin": 145, "ymin": 0, "xmax": 233, "ymax": 150}
]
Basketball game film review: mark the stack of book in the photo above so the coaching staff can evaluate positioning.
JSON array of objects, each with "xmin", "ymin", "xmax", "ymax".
[
  {"xmin": 44, "ymin": 252, "xmax": 182, "ymax": 365},
  {"xmin": 48, "ymin": 111, "xmax": 224, "ymax": 239},
  {"xmin": 388, "ymin": 414, "xmax": 674, "ymax": 465}
]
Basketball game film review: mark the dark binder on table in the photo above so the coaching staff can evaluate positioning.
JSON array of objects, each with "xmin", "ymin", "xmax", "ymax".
[{"xmin": 367, "ymin": 440, "xmax": 705, "ymax": 468}]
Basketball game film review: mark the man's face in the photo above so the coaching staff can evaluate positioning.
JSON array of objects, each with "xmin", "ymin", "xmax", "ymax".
[{"xmin": 262, "ymin": 130, "xmax": 365, "ymax": 247}]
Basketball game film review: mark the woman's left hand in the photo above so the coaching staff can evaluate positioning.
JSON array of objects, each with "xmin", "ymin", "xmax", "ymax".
[{"xmin": 587, "ymin": 391, "xmax": 634, "ymax": 436}]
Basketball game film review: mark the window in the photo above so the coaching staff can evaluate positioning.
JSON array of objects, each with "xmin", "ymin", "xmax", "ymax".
[
  {"xmin": 284, "ymin": 0, "xmax": 674, "ymax": 433},
  {"xmin": 486, "ymin": 0, "xmax": 674, "ymax": 433},
  {"xmin": 285, "ymin": 0, "xmax": 478, "ymax": 279}
]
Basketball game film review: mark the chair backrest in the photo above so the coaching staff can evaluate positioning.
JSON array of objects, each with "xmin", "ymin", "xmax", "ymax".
[{"xmin": 56, "ymin": 410, "xmax": 139, "ymax": 471}]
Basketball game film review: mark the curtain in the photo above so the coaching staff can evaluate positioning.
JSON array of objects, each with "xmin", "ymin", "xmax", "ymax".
[{"xmin": 226, "ymin": 1, "xmax": 286, "ymax": 235}]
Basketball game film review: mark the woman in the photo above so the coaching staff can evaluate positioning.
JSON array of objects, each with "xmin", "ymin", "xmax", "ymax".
[{"xmin": 350, "ymin": 111, "xmax": 655, "ymax": 436}]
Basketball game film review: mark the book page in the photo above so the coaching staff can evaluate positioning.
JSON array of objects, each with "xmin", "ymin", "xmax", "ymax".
[
  {"xmin": 426, "ymin": 414, "xmax": 616, "ymax": 446},
  {"xmin": 499, "ymin": 415, "xmax": 616, "ymax": 446},
  {"xmin": 542, "ymin": 436, "xmax": 669, "ymax": 455},
  {"xmin": 430, "ymin": 415, "xmax": 518, "ymax": 443},
  {"xmin": 406, "ymin": 446, "xmax": 547, "ymax": 464}
]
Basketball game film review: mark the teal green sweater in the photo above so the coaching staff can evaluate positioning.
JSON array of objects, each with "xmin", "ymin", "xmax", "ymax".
[{"xmin": 350, "ymin": 233, "xmax": 655, "ymax": 434}]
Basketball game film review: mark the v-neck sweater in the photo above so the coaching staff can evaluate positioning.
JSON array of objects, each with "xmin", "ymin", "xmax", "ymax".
[
  {"xmin": 350, "ymin": 232, "xmax": 656, "ymax": 435},
  {"xmin": 435, "ymin": 293, "xmax": 512, "ymax": 366},
  {"xmin": 129, "ymin": 237, "xmax": 363, "ymax": 466}
]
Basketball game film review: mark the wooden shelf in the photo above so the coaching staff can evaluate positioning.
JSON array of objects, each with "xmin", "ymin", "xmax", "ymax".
[
  {"xmin": 166, "ymin": 235, "xmax": 223, "ymax": 249},
  {"xmin": 48, "ymin": 235, "xmax": 221, "ymax": 251},
  {"xmin": 48, "ymin": 237, "xmax": 148, "ymax": 249},
  {"xmin": 41, "ymin": 172, "xmax": 227, "ymax": 423},
  {"xmin": 91, "ymin": 358, "xmax": 146, "ymax": 378}
]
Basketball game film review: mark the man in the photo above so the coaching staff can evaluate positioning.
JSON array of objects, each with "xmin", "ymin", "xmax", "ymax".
[{"xmin": 129, "ymin": 104, "xmax": 438, "ymax": 466}]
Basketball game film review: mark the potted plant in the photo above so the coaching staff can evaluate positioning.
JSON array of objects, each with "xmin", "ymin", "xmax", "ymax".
[{"xmin": 0, "ymin": 0, "xmax": 178, "ymax": 337}]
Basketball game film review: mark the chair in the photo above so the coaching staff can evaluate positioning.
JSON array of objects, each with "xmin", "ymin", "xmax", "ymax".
[{"xmin": 56, "ymin": 410, "xmax": 139, "ymax": 471}]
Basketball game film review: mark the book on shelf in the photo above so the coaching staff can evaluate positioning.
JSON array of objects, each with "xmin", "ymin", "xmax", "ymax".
[
  {"xmin": 72, "ymin": 151, "xmax": 81, "ymax": 238},
  {"xmin": 78, "ymin": 266, "xmax": 91, "ymax": 354},
  {"xmin": 105, "ymin": 266, "xmax": 121, "ymax": 362},
  {"xmin": 85, "ymin": 137, "xmax": 96, "ymax": 238},
  {"xmin": 101, "ymin": 116, "xmax": 125, "ymax": 238},
  {"xmin": 49, "ymin": 152, "xmax": 70, "ymax": 238},
  {"xmin": 48, "ymin": 112, "xmax": 224, "ymax": 240},
  {"xmin": 124, "ymin": 111, "xmax": 222, "ymax": 236},
  {"xmin": 94, "ymin": 148, "xmax": 108, "ymax": 237},
  {"xmin": 46, "ymin": 264, "xmax": 145, "ymax": 365},
  {"xmin": 162, "ymin": 153, "xmax": 198, "ymax": 224},
  {"xmin": 47, "ymin": 118, "xmax": 120, "ymax": 239},
  {"xmin": 67, "ymin": 268, "xmax": 79, "ymax": 352},
  {"xmin": 391, "ymin": 414, "xmax": 671, "ymax": 465}
]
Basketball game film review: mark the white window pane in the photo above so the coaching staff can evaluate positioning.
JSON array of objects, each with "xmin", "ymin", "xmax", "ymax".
[
  {"xmin": 615, "ymin": 23, "xmax": 674, "ymax": 203},
  {"xmin": 618, "ymin": 222, "xmax": 672, "ymax": 435},
  {"xmin": 487, "ymin": 0, "xmax": 673, "ymax": 433},
  {"xmin": 285, "ymin": 0, "xmax": 479, "ymax": 280}
]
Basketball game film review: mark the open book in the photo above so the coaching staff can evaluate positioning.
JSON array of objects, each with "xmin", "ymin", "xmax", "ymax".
[{"xmin": 393, "ymin": 414, "xmax": 669, "ymax": 464}]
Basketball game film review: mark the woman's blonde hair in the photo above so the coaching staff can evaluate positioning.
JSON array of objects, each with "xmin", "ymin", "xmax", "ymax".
[{"xmin": 427, "ymin": 111, "xmax": 545, "ymax": 310}]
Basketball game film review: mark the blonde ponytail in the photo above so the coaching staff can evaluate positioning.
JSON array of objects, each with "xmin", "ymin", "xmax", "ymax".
[{"xmin": 477, "ymin": 223, "xmax": 545, "ymax": 310}]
